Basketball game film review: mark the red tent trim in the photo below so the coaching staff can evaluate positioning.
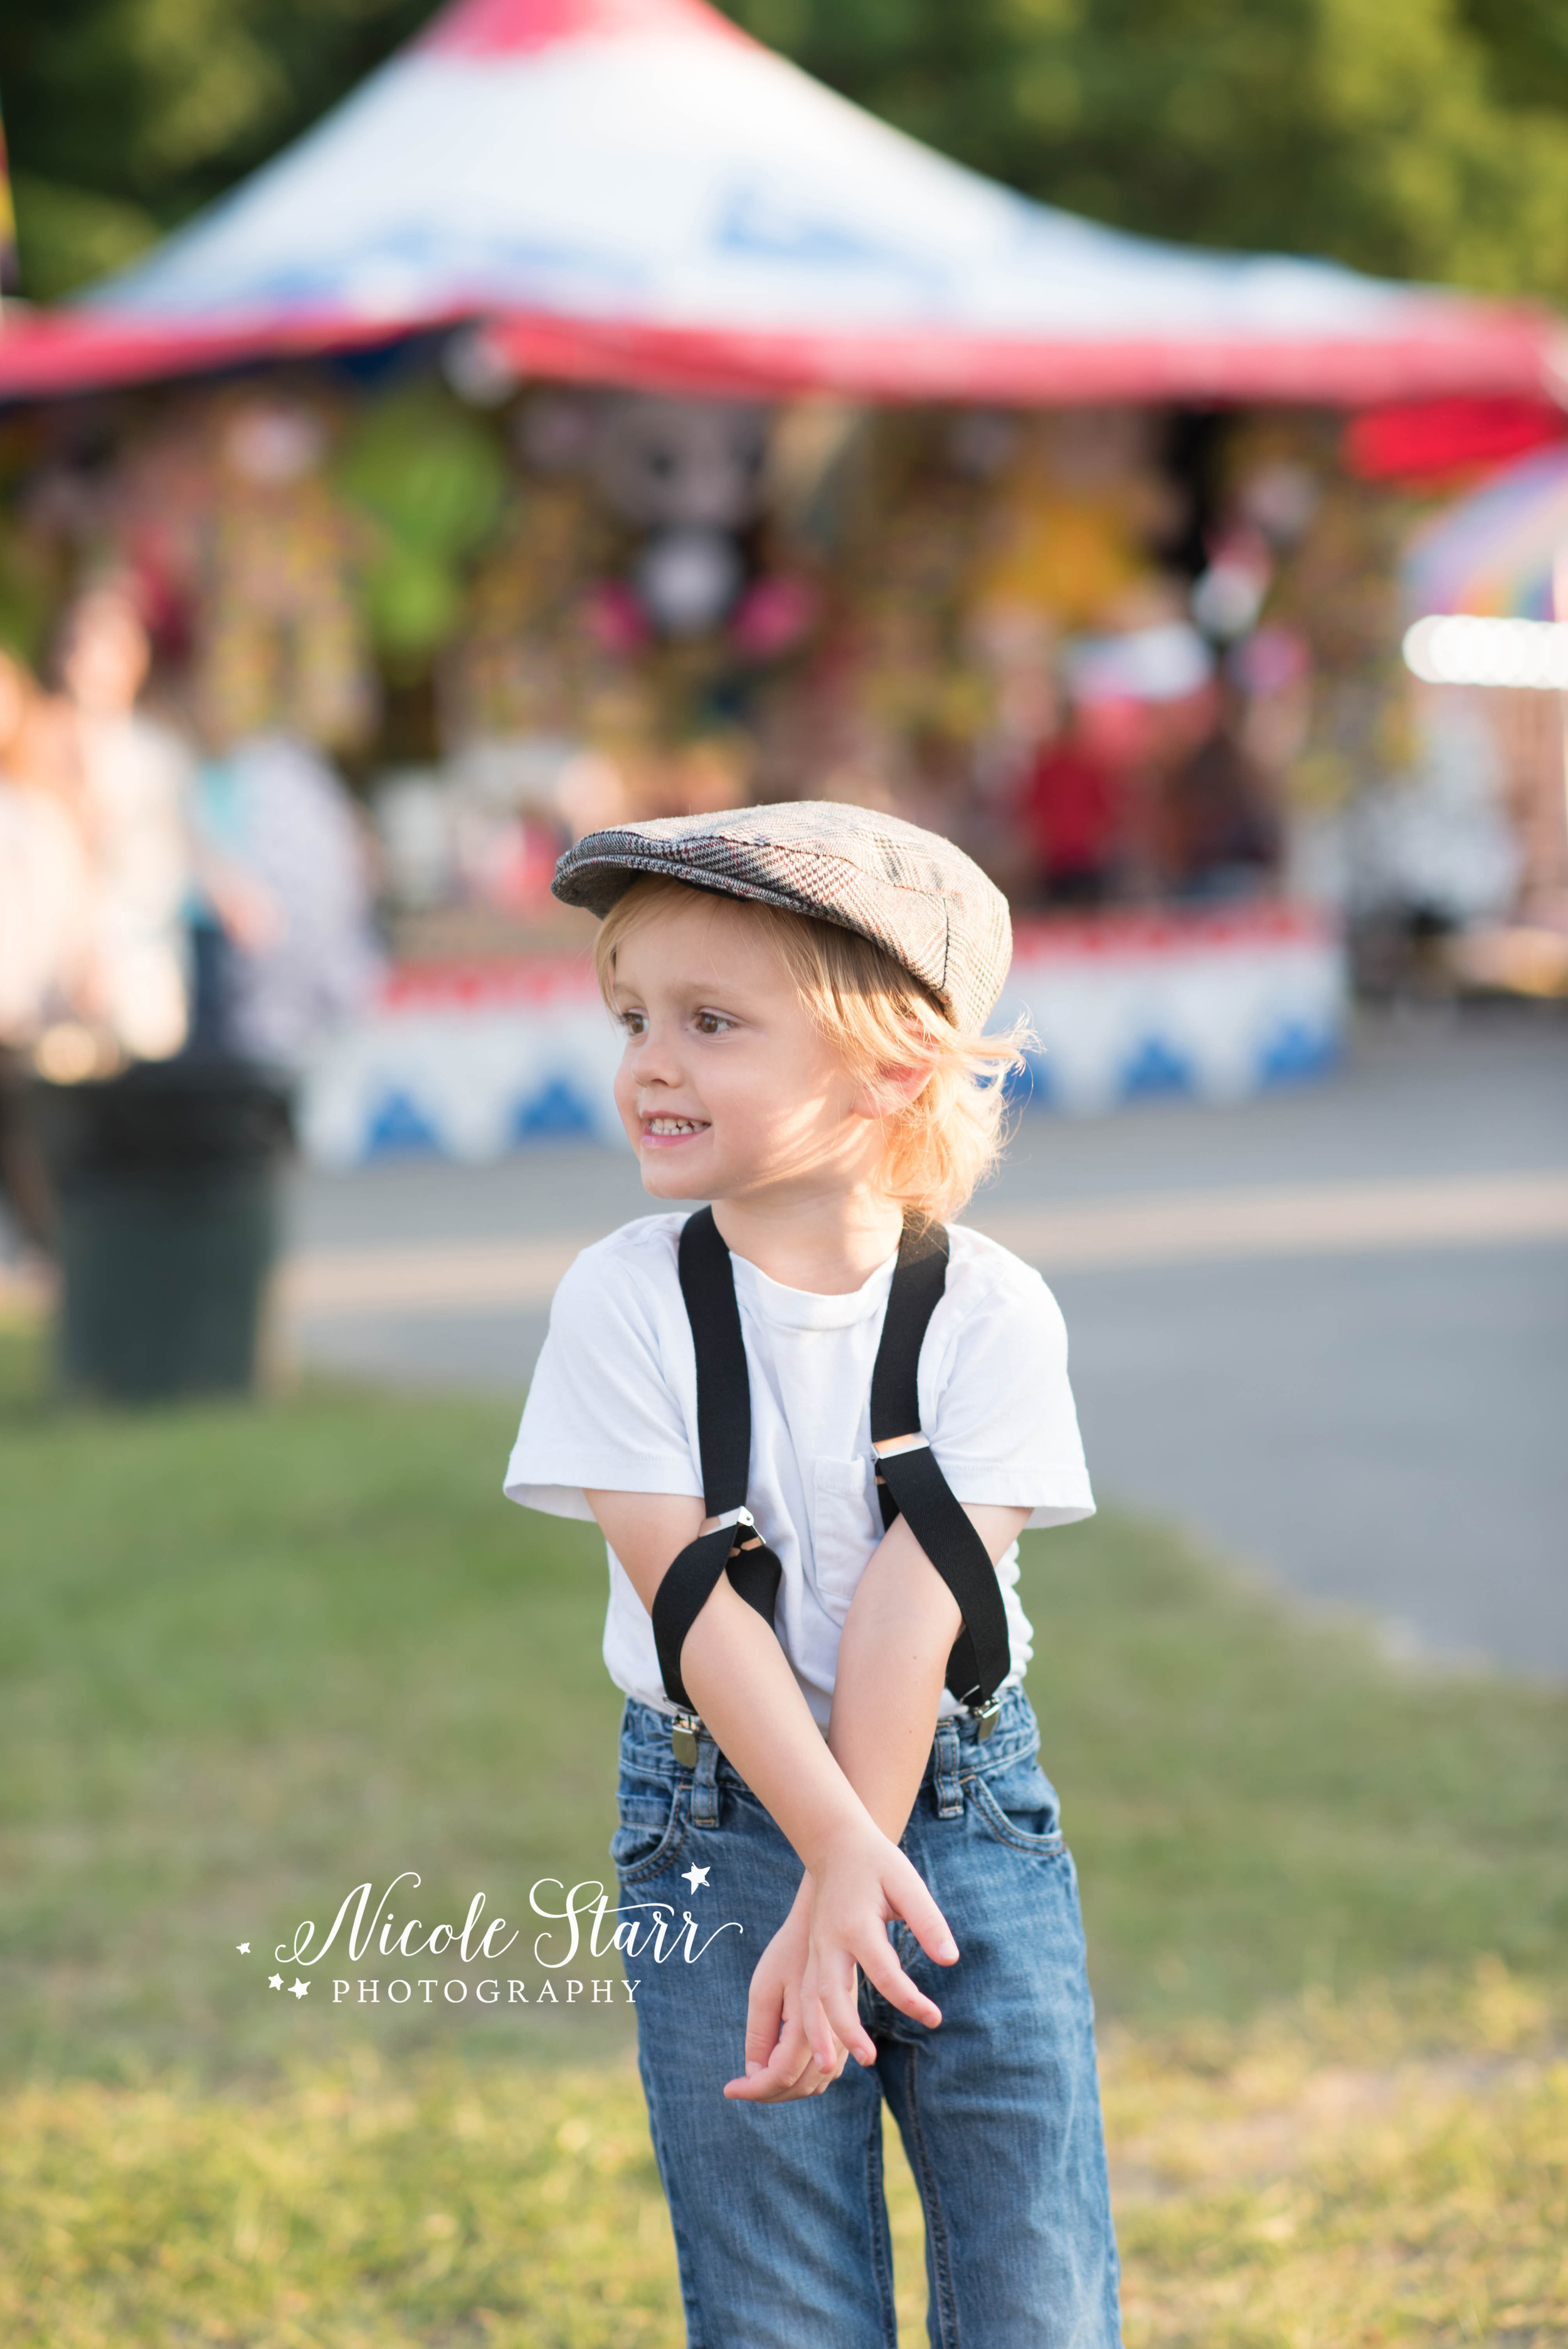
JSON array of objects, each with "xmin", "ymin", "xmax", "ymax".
[
  {"xmin": 483, "ymin": 304, "xmax": 1564, "ymax": 408},
  {"xmin": 0, "ymin": 305, "xmax": 465, "ymax": 400},
  {"xmin": 1, "ymin": 292, "xmax": 1558, "ymax": 408}
]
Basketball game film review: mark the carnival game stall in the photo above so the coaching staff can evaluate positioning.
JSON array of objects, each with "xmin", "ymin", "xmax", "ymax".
[
  {"xmin": 1, "ymin": 0, "xmax": 1562, "ymax": 1169},
  {"xmin": 298, "ymin": 901, "xmax": 1346, "ymax": 1167}
]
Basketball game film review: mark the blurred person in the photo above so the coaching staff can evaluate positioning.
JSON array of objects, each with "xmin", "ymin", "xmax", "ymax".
[
  {"xmin": 1163, "ymin": 685, "xmax": 1280, "ymax": 901},
  {"xmin": 1017, "ymin": 703, "xmax": 1124, "ymax": 908},
  {"xmin": 190, "ymin": 733, "xmax": 381, "ymax": 1067},
  {"xmin": 55, "ymin": 581, "xmax": 195, "ymax": 1062},
  {"xmin": 0, "ymin": 649, "xmax": 97, "ymax": 1254}
]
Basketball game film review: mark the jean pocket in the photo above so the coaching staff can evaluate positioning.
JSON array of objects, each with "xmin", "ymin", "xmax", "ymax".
[
  {"xmin": 965, "ymin": 1756, "xmax": 1066, "ymax": 1857},
  {"xmin": 610, "ymin": 1781, "xmax": 687, "ymax": 1883}
]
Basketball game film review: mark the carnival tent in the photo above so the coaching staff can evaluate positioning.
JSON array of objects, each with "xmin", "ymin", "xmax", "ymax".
[{"xmin": 0, "ymin": 0, "xmax": 1561, "ymax": 405}]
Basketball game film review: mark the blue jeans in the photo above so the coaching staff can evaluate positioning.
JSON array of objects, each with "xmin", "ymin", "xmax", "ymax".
[{"xmin": 611, "ymin": 1688, "xmax": 1123, "ymax": 2348}]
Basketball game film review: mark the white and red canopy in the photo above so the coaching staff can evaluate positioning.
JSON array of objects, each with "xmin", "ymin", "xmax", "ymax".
[{"xmin": 0, "ymin": 0, "xmax": 1560, "ymax": 405}]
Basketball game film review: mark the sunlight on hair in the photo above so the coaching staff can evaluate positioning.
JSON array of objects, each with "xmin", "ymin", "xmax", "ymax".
[{"xmin": 595, "ymin": 876, "xmax": 1028, "ymax": 1223}]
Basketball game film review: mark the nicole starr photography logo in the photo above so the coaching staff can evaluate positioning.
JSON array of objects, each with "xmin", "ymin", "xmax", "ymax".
[{"xmin": 233, "ymin": 1870, "xmax": 740, "ymax": 2010}]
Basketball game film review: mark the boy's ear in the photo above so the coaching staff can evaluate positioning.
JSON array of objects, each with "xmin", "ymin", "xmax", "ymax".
[{"xmin": 850, "ymin": 1062, "xmax": 933, "ymax": 1120}]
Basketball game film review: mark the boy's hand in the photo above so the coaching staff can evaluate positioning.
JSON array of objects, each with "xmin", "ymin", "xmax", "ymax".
[
  {"xmin": 802, "ymin": 1820, "xmax": 958, "ymax": 2072},
  {"xmin": 723, "ymin": 1879, "xmax": 848, "ymax": 2103}
]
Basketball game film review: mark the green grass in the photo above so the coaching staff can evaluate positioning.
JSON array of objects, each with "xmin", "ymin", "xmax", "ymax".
[
  {"xmin": 1, "ymin": 1321, "xmax": 628, "ymax": 2081},
  {"xmin": 3, "ymin": 1317, "xmax": 1564, "ymax": 2081},
  {"xmin": 2, "ymin": 1313, "xmax": 1566, "ymax": 2343},
  {"xmin": 1028, "ymin": 1514, "xmax": 1568, "ymax": 2023},
  {"xmin": 3, "ymin": 1325, "xmax": 1568, "ymax": 2076},
  {"xmin": 3, "ymin": 1984, "xmax": 1565, "ymax": 2346}
]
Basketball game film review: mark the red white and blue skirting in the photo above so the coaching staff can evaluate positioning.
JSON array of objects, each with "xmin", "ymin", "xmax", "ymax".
[{"xmin": 296, "ymin": 904, "xmax": 1347, "ymax": 1167}]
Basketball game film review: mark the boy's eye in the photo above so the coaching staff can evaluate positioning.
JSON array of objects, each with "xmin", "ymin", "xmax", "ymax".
[
  {"xmin": 619, "ymin": 1009, "xmax": 647, "ymax": 1036},
  {"xmin": 694, "ymin": 1011, "xmax": 734, "ymax": 1036}
]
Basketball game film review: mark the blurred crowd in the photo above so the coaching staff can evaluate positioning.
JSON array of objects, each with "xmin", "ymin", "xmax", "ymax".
[{"xmin": 0, "ymin": 582, "xmax": 379, "ymax": 1258}]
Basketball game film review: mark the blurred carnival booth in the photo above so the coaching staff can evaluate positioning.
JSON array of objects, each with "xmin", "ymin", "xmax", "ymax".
[
  {"xmin": 299, "ymin": 904, "xmax": 1343, "ymax": 1169},
  {"xmin": 0, "ymin": 0, "xmax": 1563, "ymax": 1175}
]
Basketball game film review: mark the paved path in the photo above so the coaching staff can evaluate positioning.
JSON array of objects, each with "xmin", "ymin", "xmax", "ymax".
[
  {"xmin": 278, "ymin": 1007, "xmax": 1568, "ymax": 1676},
  {"xmin": 282, "ymin": 1169, "xmax": 1568, "ymax": 1315}
]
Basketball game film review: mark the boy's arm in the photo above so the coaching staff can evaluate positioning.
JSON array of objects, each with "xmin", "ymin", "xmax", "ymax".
[
  {"xmin": 827, "ymin": 1502, "xmax": 1031, "ymax": 1840},
  {"xmin": 728, "ymin": 1498, "xmax": 1029, "ymax": 2102},
  {"xmin": 774, "ymin": 1503, "xmax": 1027, "ymax": 2075},
  {"xmin": 585, "ymin": 1490, "xmax": 959, "ymax": 2062}
]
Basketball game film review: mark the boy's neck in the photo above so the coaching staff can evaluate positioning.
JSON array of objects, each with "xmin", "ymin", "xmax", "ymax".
[{"xmin": 709, "ymin": 1184, "xmax": 906, "ymax": 1296}]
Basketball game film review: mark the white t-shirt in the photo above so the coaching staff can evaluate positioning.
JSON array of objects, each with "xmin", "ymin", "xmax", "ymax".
[{"xmin": 504, "ymin": 1214, "xmax": 1095, "ymax": 1729}]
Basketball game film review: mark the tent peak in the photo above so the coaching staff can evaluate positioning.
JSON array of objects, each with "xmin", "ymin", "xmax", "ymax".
[
  {"xmin": 0, "ymin": 0, "xmax": 1557, "ymax": 406},
  {"xmin": 419, "ymin": 0, "xmax": 753, "ymax": 57}
]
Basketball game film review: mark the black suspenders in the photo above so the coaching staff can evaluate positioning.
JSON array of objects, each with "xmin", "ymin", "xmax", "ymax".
[
  {"xmin": 649, "ymin": 1206, "xmax": 1012, "ymax": 1761},
  {"xmin": 650, "ymin": 1209, "xmax": 787, "ymax": 1760},
  {"xmin": 869, "ymin": 1217, "xmax": 1012, "ymax": 1732}
]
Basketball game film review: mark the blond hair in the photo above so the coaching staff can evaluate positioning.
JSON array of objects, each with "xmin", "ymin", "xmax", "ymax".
[{"xmin": 595, "ymin": 876, "xmax": 1025, "ymax": 1224}]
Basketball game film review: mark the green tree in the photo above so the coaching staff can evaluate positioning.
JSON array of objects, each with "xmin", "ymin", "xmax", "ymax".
[
  {"xmin": 4, "ymin": 0, "xmax": 1568, "ymax": 304},
  {"xmin": 0, "ymin": 0, "xmax": 429, "ymax": 299},
  {"xmin": 723, "ymin": 0, "xmax": 1568, "ymax": 300}
]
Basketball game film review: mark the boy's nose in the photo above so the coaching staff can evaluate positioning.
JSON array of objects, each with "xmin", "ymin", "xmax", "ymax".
[{"xmin": 628, "ymin": 1027, "xmax": 684, "ymax": 1088}]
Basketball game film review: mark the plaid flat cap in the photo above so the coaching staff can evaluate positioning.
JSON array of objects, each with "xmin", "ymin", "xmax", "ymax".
[{"xmin": 553, "ymin": 800, "xmax": 1012, "ymax": 1032}]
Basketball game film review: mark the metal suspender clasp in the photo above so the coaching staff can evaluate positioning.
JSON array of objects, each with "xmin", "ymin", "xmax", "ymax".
[
  {"xmin": 872, "ymin": 1432, "xmax": 930, "ymax": 1493},
  {"xmin": 964, "ymin": 1689, "xmax": 1003, "ymax": 1741},
  {"xmin": 670, "ymin": 1712, "xmax": 701, "ymax": 1768}
]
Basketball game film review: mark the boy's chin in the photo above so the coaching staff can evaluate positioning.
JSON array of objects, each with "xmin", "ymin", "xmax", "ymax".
[{"xmin": 637, "ymin": 1152, "xmax": 714, "ymax": 1199}]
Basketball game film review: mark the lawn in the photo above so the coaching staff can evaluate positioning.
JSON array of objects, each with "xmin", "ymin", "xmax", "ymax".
[{"xmin": 1, "ymin": 1313, "xmax": 1564, "ymax": 2344}]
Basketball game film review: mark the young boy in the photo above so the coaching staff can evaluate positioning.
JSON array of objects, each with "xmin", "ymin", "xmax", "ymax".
[{"xmin": 506, "ymin": 803, "xmax": 1122, "ymax": 2347}]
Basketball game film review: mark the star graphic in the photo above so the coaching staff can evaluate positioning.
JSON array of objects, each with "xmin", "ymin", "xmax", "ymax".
[
  {"xmin": 289, "ymin": 1979, "xmax": 310, "ymax": 1999},
  {"xmin": 268, "ymin": 1974, "xmax": 283, "ymax": 1990},
  {"xmin": 681, "ymin": 1863, "xmax": 711, "ymax": 1892},
  {"xmin": 236, "ymin": 1941, "xmax": 250, "ymax": 1954}
]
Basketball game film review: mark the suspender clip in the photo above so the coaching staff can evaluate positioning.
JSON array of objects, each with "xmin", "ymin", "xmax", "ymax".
[
  {"xmin": 970, "ymin": 1694, "xmax": 1002, "ymax": 1740},
  {"xmin": 874, "ymin": 1433, "xmax": 930, "ymax": 1494},
  {"xmin": 670, "ymin": 1712, "xmax": 701, "ymax": 1767}
]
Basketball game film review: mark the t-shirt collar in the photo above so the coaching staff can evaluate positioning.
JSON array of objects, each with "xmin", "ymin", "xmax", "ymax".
[{"xmin": 729, "ymin": 1241, "xmax": 900, "ymax": 1332}]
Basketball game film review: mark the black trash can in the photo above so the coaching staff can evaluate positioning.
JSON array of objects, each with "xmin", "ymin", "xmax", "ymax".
[{"xmin": 29, "ymin": 1060, "xmax": 294, "ymax": 1402}]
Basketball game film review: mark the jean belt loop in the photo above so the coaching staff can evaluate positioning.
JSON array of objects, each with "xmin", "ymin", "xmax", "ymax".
[
  {"xmin": 692, "ymin": 1731, "xmax": 722, "ymax": 1830},
  {"xmin": 933, "ymin": 1718, "xmax": 965, "ymax": 1819}
]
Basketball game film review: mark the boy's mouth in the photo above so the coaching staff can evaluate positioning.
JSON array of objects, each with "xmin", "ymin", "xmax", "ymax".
[{"xmin": 641, "ymin": 1115, "xmax": 711, "ymax": 1147}]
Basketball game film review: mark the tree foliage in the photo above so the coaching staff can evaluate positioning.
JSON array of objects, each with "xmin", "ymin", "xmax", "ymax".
[
  {"xmin": 723, "ymin": 0, "xmax": 1568, "ymax": 300},
  {"xmin": 1, "ymin": 0, "xmax": 430, "ymax": 299},
  {"xmin": 3, "ymin": 0, "xmax": 1568, "ymax": 305}
]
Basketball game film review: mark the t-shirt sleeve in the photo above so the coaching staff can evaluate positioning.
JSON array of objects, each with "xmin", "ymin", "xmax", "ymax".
[
  {"xmin": 927, "ymin": 1258, "xmax": 1096, "ymax": 1529},
  {"xmin": 503, "ymin": 1236, "xmax": 701, "ymax": 1521}
]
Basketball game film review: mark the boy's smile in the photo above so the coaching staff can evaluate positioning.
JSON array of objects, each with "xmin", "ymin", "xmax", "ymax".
[{"xmin": 640, "ymin": 1112, "xmax": 712, "ymax": 1150}]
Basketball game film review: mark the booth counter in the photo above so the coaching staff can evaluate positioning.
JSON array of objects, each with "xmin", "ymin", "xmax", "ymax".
[{"xmin": 297, "ymin": 901, "xmax": 1346, "ymax": 1167}]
